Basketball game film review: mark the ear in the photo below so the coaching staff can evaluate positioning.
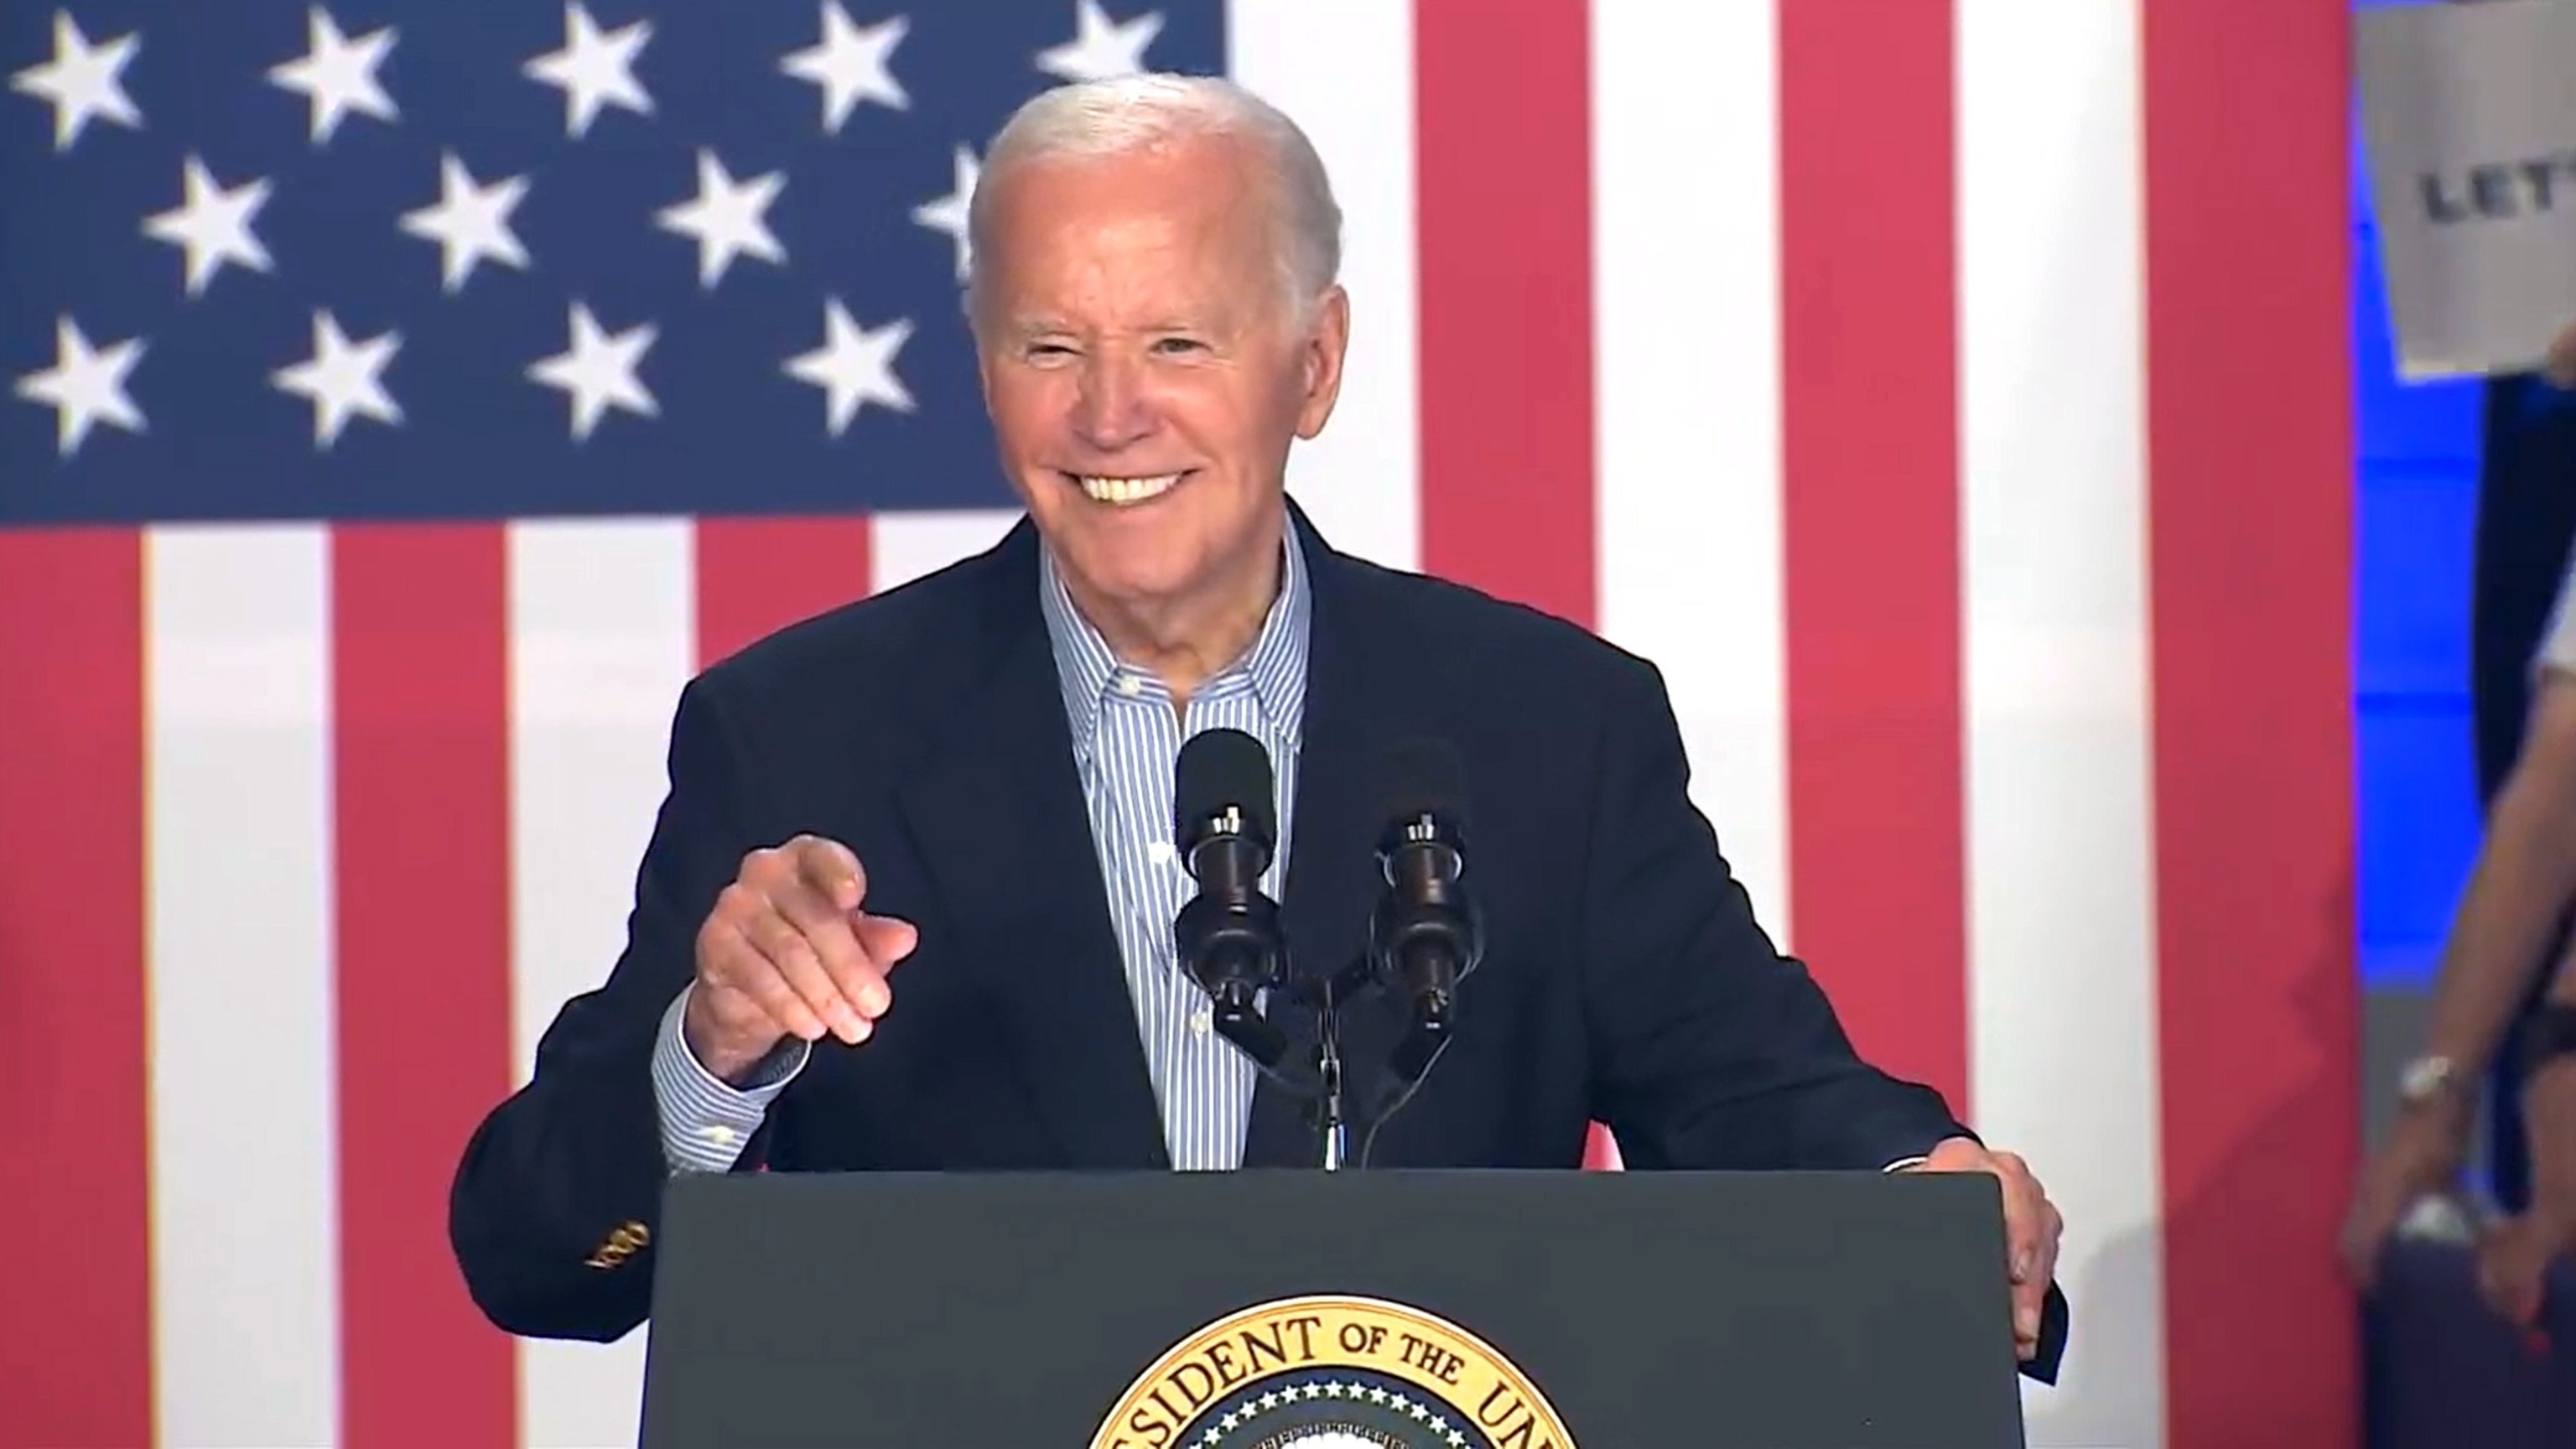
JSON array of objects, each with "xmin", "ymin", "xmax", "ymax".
[
  {"xmin": 967, "ymin": 291, "xmax": 1000, "ymax": 412},
  {"xmin": 1293, "ymin": 285, "xmax": 1351, "ymax": 441}
]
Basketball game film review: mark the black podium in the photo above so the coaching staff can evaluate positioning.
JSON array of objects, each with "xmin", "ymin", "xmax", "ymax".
[{"xmin": 636, "ymin": 1167, "xmax": 2044, "ymax": 1447}]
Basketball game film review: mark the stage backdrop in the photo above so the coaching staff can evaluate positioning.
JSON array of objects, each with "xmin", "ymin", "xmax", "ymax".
[{"xmin": 0, "ymin": 3, "xmax": 2356, "ymax": 1446}]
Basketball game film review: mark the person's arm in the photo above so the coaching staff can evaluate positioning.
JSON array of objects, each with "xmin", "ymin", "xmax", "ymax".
[
  {"xmin": 2400, "ymin": 510, "xmax": 2576, "ymax": 1093},
  {"xmin": 650, "ymin": 984, "xmax": 811, "ymax": 1173},
  {"xmin": 447, "ymin": 676, "xmax": 759, "ymax": 1342},
  {"xmin": 2530, "ymin": 956, "xmax": 2576, "ymax": 1222},
  {"xmin": 1577, "ymin": 657, "xmax": 1966, "ymax": 1172},
  {"xmin": 2470, "ymin": 948, "xmax": 2576, "ymax": 1322},
  {"xmin": 2404, "ymin": 676, "xmax": 2576, "ymax": 1097},
  {"xmin": 2342, "ymin": 582, "xmax": 2576, "ymax": 1285}
]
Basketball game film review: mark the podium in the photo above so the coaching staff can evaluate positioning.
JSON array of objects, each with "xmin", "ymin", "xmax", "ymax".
[{"xmin": 636, "ymin": 1167, "xmax": 2050, "ymax": 1447}]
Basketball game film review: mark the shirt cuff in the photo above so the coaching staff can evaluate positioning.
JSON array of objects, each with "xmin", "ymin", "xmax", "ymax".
[
  {"xmin": 1881, "ymin": 1156, "xmax": 1930, "ymax": 1172},
  {"xmin": 650, "ymin": 984, "xmax": 810, "ymax": 1174}
]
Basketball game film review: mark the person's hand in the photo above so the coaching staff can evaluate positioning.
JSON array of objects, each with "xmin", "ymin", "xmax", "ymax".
[
  {"xmin": 2546, "ymin": 318, "xmax": 2576, "ymax": 390},
  {"xmin": 2477, "ymin": 1055, "xmax": 2576, "ymax": 1324},
  {"xmin": 1905, "ymin": 1137, "xmax": 2063, "ymax": 1362},
  {"xmin": 2339, "ymin": 1094, "xmax": 2475, "ymax": 1291},
  {"xmin": 683, "ymin": 834, "xmax": 920, "ymax": 1082},
  {"xmin": 2474, "ymin": 1210, "xmax": 2573, "ymax": 1327}
]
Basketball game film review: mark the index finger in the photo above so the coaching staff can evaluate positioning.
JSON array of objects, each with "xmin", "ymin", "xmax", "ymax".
[{"xmin": 791, "ymin": 835, "xmax": 865, "ymax": 911}]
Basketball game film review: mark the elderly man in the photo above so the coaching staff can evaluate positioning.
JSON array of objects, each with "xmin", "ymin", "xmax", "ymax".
[{"xmin": 448, "ymin": 75, "xmax": 2066, "ymax": 1369}]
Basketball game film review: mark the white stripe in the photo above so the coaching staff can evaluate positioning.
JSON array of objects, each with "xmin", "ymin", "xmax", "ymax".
[
  {"xmin": 507, "ymin": 519, "xmax": 696, "ymax": 1448},
  {"xmin": 145, "ymin": 526, "xmax": 340, "ymax": 1447},
  {"xmin": 1227, "ymin": 0, "xmax": 1420, "ymax": 573},
  {"xmin": 1956, "ymin": 4, "xmax": 2166, "ymax": 1444},
  {"xmin": 1590, "ymin": 0, "xmax": 1789, "ymax": 940},
  {"xmin": 871, "ymin": 507, "xmax": 1026, "ymax": 593}
]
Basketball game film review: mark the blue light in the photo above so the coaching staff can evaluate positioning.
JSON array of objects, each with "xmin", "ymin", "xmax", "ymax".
[{"xmin": 2352, "ymin": 114, "xmax": 2489, "ymax": 990}]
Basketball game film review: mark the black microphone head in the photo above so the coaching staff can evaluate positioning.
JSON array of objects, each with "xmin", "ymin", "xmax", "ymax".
[
  {"xmin": 1375, "ymin": 736, "xmax": 1468, "ymax": 843},
  {"xmin": 1370, "ymin": 736, "xmax": 1481, "ymax": 1012},
  {"xmin": 1174, "ymin": 726, "xmax": 1277, "ymax": 858}
]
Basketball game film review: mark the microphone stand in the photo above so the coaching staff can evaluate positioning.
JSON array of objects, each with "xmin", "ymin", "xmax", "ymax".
[
  {"xmin": 1206, "ymin": 957, "xmax": 1459, "ymax": 1172},
  {"xmin": 1203, "ymin": 970, "xmax": 1344, "ymax": 1171},
  {"xmin": 1315, "ymin": 996, "xmax": 1345, "ymax": 1171},
  {"xmin": 1303, "ymin": 956, "xmax": 1458, "ymax": 1171},
  {"xmin": 1287, "ymin": 957, "xmax": 1371, "ymax": 1171}
]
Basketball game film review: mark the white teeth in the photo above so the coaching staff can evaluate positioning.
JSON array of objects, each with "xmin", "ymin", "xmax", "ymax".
[{"xmin": 1076, "ymin": 472, "xmax": 1182, "ymax": 505}]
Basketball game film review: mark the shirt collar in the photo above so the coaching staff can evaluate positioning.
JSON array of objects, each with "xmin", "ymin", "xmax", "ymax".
[{"xmin": 1037, "ymin": 508, "xmax": 1312, "ymax": 763}]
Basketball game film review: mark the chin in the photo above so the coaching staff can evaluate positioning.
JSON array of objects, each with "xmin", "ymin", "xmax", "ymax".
[
  {"xmin": 1023, "ymin": 466, "xmax": 1273, "ymax": 601},
  {"xmin": 1061, "ymin": 541, "xmax": 1212, "ymax": 607}
]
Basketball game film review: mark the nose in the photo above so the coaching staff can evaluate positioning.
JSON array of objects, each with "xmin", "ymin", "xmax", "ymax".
[{"xmin": 1072, "ymin": 351, "xmax": 1155, "ymax": 452}]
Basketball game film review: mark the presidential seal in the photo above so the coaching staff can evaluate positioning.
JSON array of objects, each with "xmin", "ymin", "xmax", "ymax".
[{"xmin": 1089, "ymin": 1295, "xmax": 1578, "ymax": 1449}]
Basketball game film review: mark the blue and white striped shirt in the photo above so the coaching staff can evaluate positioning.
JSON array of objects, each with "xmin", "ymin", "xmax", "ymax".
[{"xmin": 648, "ymin": 516, "xmax": 1310, "ymax": 1174}]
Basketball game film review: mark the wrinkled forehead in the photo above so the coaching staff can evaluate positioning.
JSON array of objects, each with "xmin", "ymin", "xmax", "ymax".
[{"xmin": 975, "ymin": 139, "xmax": 1285, "ymax": 323}]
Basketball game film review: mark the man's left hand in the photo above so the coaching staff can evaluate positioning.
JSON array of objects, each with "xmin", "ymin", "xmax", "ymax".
[{"xmin": 1904, "ymin": 1136, "xmax": 2064, "ymax": 1361}]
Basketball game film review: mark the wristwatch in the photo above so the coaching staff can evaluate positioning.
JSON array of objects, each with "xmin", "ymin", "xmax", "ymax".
[
  {"xmin": 2397, "ymin": 1052, "xmax": 2463, "ymax": 1107},
  {"xmin": 2516, "ymin": 1004, "xmax": 2576, "ymax": 1078}
]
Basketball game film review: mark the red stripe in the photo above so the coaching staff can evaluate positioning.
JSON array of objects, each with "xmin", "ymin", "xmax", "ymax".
[
  {"xmin": 0, "ymin": 531, "xmax": 152, "ymax": 1449},
  {"xmin": 694, "ymin": 517, "xmax": 876, "ymax": 667},
  {"xmin": 2142, "ymin": 3, "xmax": 2360, "ymax": 1441},
  {"xmin": 1412, "ymin": 0, "xmax": 1595, "ymax": 626},
  {"xmin": 1776, "ymin": 0, "xmax": 1970, "ymax": 1116},
  {"xmin": 330, "ymin": 526, "xmax": 517, "ymax": 1446},
  {"xmin": 1410, "ymin": 0, "xmax": 1613, "ymax": 1171}
]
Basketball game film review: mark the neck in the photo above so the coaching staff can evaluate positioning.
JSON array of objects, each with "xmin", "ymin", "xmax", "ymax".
[{"xmin": 1064, "ymin": 519, "xmax": 1285, "ymax": 708}]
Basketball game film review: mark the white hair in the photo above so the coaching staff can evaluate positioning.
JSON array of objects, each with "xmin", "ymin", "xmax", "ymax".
[{"xmin": 963, "ymin": 73, "xmax": 1343, "ymax": 325}]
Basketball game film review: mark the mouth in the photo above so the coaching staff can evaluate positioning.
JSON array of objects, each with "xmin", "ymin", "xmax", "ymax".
[{"xmin": 1062, "ymin": 470, "xmax": 1190, "ymax": 506}]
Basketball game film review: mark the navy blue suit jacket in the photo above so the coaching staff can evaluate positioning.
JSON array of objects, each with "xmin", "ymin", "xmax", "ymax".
[{"xmin": 447, "ymin": 500, "xmax": 2064, "ymax": 1377}]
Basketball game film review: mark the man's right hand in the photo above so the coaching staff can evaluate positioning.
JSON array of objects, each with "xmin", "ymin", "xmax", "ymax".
[{"xmin": 684, "ymin": 834, "xmax": 920, "ymax": 1084}]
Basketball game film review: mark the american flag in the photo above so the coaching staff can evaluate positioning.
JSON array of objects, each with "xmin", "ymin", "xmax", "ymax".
[{"xmin": 0, "ymin": 3, "xmax": 2358, "ymax": 1446}]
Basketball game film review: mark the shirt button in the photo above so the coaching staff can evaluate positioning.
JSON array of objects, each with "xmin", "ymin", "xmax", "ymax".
[
  {"xmin": 1147, "ymin": 839, "xmax": 1176, "ymax": 865},
  {"xmin": 699, "ymin": 1125, "xmax": 736, "ymax": 1146},
  {"xmin": 1191, "ymin": 1009, "xmax": 1212, "ymax": 1036},
  {"xmin": 1115, "ymin": 673, "xmax": 1143, "ymax": 697}
]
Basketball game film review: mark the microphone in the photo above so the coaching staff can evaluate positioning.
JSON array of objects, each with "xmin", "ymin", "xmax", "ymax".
[
  {"xmin": 1171, "ymin": 727, "xmax": 1291, "ymax": 1072},
  {"xmin": 1368, "ymin": 738, "xmax": 1481, "ymax": 1052}
]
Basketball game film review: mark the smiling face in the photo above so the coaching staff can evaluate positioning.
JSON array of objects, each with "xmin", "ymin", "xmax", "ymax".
[{"xmin": 971, "ymin": 129, "xmax": 1348, "ymax": 643}]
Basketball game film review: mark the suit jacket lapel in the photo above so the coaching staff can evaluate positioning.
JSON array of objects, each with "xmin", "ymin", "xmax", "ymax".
[
  {"xmin": 1242, "ymin": 511, "xmax": 1437, "ymax": 1168},
  {"xmin": 891, "ymin": 522, "xmax": 1170, "ymax": 1170}
]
